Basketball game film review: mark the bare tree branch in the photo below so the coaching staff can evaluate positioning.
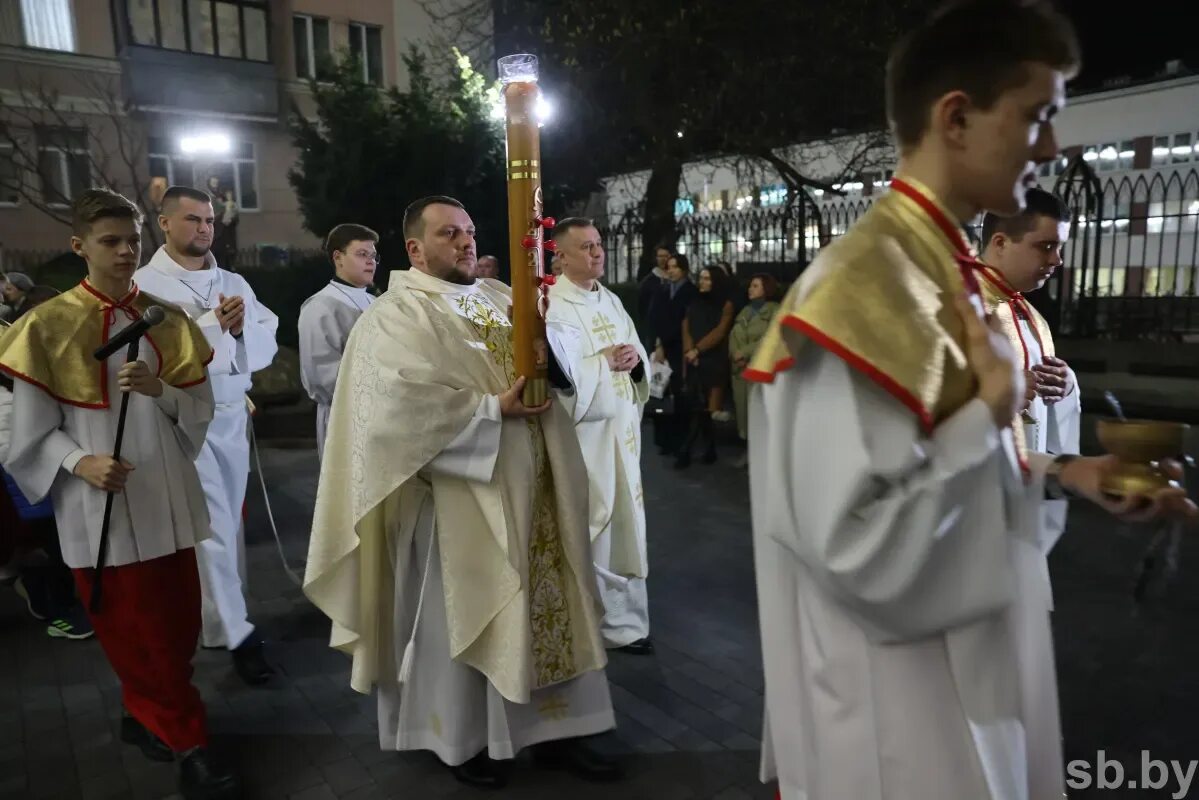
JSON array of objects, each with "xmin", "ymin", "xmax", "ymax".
[
  {"xmin": 0, "ymin": 67, "xmax": 160, "ymax": 248},
  {"xmin": 414, "ymin": 0, "xmax": 494, "ymax": 71}
]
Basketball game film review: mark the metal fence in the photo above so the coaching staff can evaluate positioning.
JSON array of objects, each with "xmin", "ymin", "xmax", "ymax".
[
  {"xmin": 599, "ymin": 158, "xmax": 1199, "ymax": 341},
  {"xmin": 1050, "ymin": 159, "xmax": 1199, "ymax": 340},
  {"xmin": 598, "ymin": 196, "xmax": 873, "ymax": 288},
  {"xmin": 6, "ymin": 158, "xmax": 1199, "ymax": 341}
]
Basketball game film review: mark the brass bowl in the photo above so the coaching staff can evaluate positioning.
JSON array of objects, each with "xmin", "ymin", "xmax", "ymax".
[
  {"xmin": 1096, "ymin": 418, "xmax": 1187, "ymax": 463},
  {"xmin": 1096, "ymin": 418, "xmax": 1189, "ymax": 498}
]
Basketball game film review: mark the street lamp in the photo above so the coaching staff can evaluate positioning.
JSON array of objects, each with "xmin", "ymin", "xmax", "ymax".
[{"xmin": 179, "ymin": 132, "xmax": 232, "ymax": 155}]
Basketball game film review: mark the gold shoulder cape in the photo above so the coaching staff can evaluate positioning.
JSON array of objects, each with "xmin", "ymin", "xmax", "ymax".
[
  {"xmin": 973, "ymin": 260, "xmax": 1055, "ymax": 461},
  {"xmin": 744, "ymin": 177, "xmax": 982, "ymax": 433},
  {"xmin": 0, "ymin": 280, "xmax": 213, "ymax": 408}
]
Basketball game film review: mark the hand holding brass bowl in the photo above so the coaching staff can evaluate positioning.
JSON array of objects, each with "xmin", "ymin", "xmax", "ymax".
[{"xmin": 1095, "ymin": 418, "xmax": 1189, "ymax": 498}]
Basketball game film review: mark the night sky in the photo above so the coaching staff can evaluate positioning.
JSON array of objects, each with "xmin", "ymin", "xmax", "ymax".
[{"xmin": 1059, "ymin": 0, "xmax": 1198, "ymax": 90}]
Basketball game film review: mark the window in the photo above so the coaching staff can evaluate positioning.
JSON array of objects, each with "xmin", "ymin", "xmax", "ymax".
[
  {"xmin": 1172, "ymin": 133, "xmax": 1192, "ymax": 164},
  {"xmin": 148, "ymin": 136, "xmax": 259, "ymax": 210},
  {"xmin": 125, "ymin": 1, "xmax": 269, "ymax": 61},
  {"xmin": 0, "ymin": 139, "xmax": 19, "ymax": 205},
  {"xmin": 293, "ymin": 14, "xmax": 331, "ymax": 80},
  {"xmin": 1097, "ymin": 142, "xmax": 1119, "ymax": 172},
  {"xmin": 18, "ymin": 0, "xmax": 75, "ymax": 51},
  {"xmin": 37, "ymin": 128, "xmax": 89, "ymax": 207},
  {"xmin": 1152, "ymin": 135, "xmax": 1171, "ymax": 167},
  {"xmin": 349, "ymin": 22, "xmax": 383, "ymax": 85}
]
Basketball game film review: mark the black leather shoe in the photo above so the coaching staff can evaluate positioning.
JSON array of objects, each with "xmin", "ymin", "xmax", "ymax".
[
  {"xmin": 120, "ymin": 713, "xmax": 174, "ymax": 762},
  {"xmin": 447, "ymin": 750, "xmax": 507, "ymax": 789},
  {"xmin": 532, "ymin": 738, "xmax": 623, "ymax": 782},
  {"xmin": 615, "ymin": 637, "xmax": 655, "ymax": 656},
  {"xmin": 179, "ymin": 747, "xmax": 239, "ymax": 800},
  {"xmin": 231, "ymin": 636, "xmax": 275, "ymax": 686}
]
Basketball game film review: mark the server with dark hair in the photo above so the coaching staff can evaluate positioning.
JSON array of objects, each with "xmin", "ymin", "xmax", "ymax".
[
  {"xmin": 299, "ymin": 223, "xmax": 379, "ymax": 460},
  {"xmin": 0, "ymin": 189, "xmax": 238, "ymax": 798}
]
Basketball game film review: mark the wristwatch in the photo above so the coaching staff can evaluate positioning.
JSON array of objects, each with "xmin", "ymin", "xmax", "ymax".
[{"xmin": 1044, "ymin": 454, "xmax": 1079, "ymax": 500}]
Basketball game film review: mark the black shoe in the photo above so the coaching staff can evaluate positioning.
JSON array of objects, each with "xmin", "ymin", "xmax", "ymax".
[
  {"xmin": 673, "ymin": 453, "xmax": 691, "ymax": 469},
  {"xmin": 46, "ymin": 603, "xmax": 94, "ymax": 640},
  {"xmin": 179, "ymin": 747, "xmax": 238, "ymax": 800},
  {"xmin": 700, "ymin": 448, "xmax": 717, "ymax": 465},
  {"xmin": 120, "ymin": 713, "xmax": 174, "ymax": 762},
  {"xmin": 614, "ymin": 637, "xmax": 655, "ymax": 656},
  {"xmin": 532, "ymin": 738, "xmax": 623, "ymax": 782},
  {"xmin": 231, "ymin": 636, "xmax": 275, "ymax": 686},
  {"xmin": 447, "ymin": 750, "xmax": 507, "ymax": 789}
]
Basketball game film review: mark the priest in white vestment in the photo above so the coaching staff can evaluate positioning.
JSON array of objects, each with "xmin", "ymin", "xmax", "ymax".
[
  {"xmin": 134, "ymin": 186, "xmax": 279, "ymax": 685},
  {"xmin": 545, "ymin": 218, "xmax": 654, "ymax": 654},
  {"xmin": 304, "ymin": 196, "xmax": 620, "ymax": 790},
  {"xmin": 298, "ymin": 223, "xmax": 378, "ymax": 460},
  {"xmin": 746, "ymin": 10, "xmax": 1195, "ymax": 798}
]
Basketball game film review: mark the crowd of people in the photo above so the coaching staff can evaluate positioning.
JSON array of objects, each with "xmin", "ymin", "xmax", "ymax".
[
  {"xmin": 2, "ymin": 3, "xmax": 1198, "ymax": 800},
  {"xmin": 637, "ymin": 250, "xmax": 780, "ymax": 469}
]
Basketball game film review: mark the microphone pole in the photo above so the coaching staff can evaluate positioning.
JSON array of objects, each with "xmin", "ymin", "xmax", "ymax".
[{"xmin": 89, "ymin": 306, "xmax": 163, "ymax": 612}]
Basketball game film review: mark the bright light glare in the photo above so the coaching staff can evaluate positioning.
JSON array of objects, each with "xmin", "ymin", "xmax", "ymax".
[
  {"xmin": 179, "ymin": 133, "xmax": 231, "ymax": 155},
  {"xmin": 535, "ymin": 96, "xmax": 554, "ymax": 124}
]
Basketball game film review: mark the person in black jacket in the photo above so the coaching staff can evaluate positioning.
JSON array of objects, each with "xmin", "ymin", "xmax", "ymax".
[
  {"xmin": 647, "ymin": 253, "xmax": 698, "ymax": 455},
  {"xmin": 636, "ymin": 244, "xmax": 673, "ymax": 350}
]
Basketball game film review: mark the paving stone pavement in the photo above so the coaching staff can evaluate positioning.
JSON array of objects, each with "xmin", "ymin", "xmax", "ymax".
[{"xmin": 3, "ymin": 424, "xmax": 1199, "ymax": 799}]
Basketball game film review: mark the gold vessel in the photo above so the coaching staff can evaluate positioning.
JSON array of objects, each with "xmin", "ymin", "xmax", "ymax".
[{"xmin": 1095, "ymin": 418, "xmax": 1189, "ymax": 497}]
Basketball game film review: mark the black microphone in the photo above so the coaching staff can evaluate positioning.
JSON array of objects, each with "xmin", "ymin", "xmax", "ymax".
[{"xmin": 93, "ymin": 305, "xmax": 166, "ymax": 361}]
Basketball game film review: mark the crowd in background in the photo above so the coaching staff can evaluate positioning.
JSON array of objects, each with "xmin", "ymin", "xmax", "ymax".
[
  {"xmin": 638, "ymin": 247, "xmax": 780, "ymax": 470},
  {"xmin": 0, "ymin": 273, "xmax": 87, "ymax": 641}
]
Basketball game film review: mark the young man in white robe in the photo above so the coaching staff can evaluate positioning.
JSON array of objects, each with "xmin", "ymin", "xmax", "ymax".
[
  {"xmin": 976, "ymin": 187, "xmax": 1082, "ymax": 550},
  {"xmin": 0, "ymin": 189, "xmax": 238, "ymax": 799},
  {"xmin": 744, "ymin": 3, "xmax": 1198, "ymax": 799},
  {"xmin": 304, "ymin": 196, "xmax": 621, "ymax": 790},
  {"xmin": 135, "ymin": 186, "xmax": 280, "ymax": 686},
  {"xmin": 298, "ymin": 223, "xmax": 378, "ymax": 460},
  {"xmin": 546, "ymin": 217, "xmax": 654, "ymax": 654}
]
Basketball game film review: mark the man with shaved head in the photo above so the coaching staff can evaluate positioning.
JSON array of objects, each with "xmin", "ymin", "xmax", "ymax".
[{"xmin": 135, "ymin": 185, "xmax": 279, "ymax": 687}]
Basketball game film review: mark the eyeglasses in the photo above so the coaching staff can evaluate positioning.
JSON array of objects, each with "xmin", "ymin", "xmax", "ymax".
[{"xmin": 351, "ymin": 251, "xmax": 378, "ymax": 262}]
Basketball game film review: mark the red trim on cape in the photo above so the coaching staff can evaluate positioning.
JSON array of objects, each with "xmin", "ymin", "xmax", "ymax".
[
  {"xmin": 0, "ymin": 363, "xmax": 109, "ymax": 410},
  {"xmin": 888, "ymin": 179, "xmax": 971, "ymax": 256},
  {"xmin": 742, "ymin": 356, "xmax": 796, "ymax": 384},
  {"xmin": 971, "ymin": 262, "xmax": 1046, "ymax": 358},
  {"xmin": 780, "ymin": 314, "xmax": 935, "ymax": 434}
]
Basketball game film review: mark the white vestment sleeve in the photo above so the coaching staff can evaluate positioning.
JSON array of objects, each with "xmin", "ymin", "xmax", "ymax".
[
  {"xmin": 151, "ymin": 378, "xmax": 216, "ymax": 459},
  {"xmin": 1046, "ymin": 367, "xmax": 1081, "ymax": 456},
  {"xmin": 298, "ymin": 302, "xmax": 347, "ymax": 406},
  {"xmin": 545, "ymin": 318, "xmax": 618, "ymax": 423},
  {"xmin": 758, "ymin": 347, "xmax": 1029, "ymax": 643},
  {"xmin": 231, "ymin": 281, "xmax": 279, "ymax": 375},
  {"xmin": 4, "ymin": 380, "xmax": 86, "ymax": 503},
  {"xmin": 194, "ymin": 310, "xmax": 235, "ymax": 376},
  {"xmin": 425, "ymin": 394, "xmax": 503, "ymax": 483}
]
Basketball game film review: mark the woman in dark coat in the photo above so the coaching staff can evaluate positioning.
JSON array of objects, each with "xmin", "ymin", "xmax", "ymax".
[{"xmin": 676, "ymin": 266, "xmax": 735, "ymax": 467}]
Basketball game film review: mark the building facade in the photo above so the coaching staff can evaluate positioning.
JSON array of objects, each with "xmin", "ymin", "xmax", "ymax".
[{"xmin": 0, "ymin": 0, "xmax": 479, "ymax": 261}]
